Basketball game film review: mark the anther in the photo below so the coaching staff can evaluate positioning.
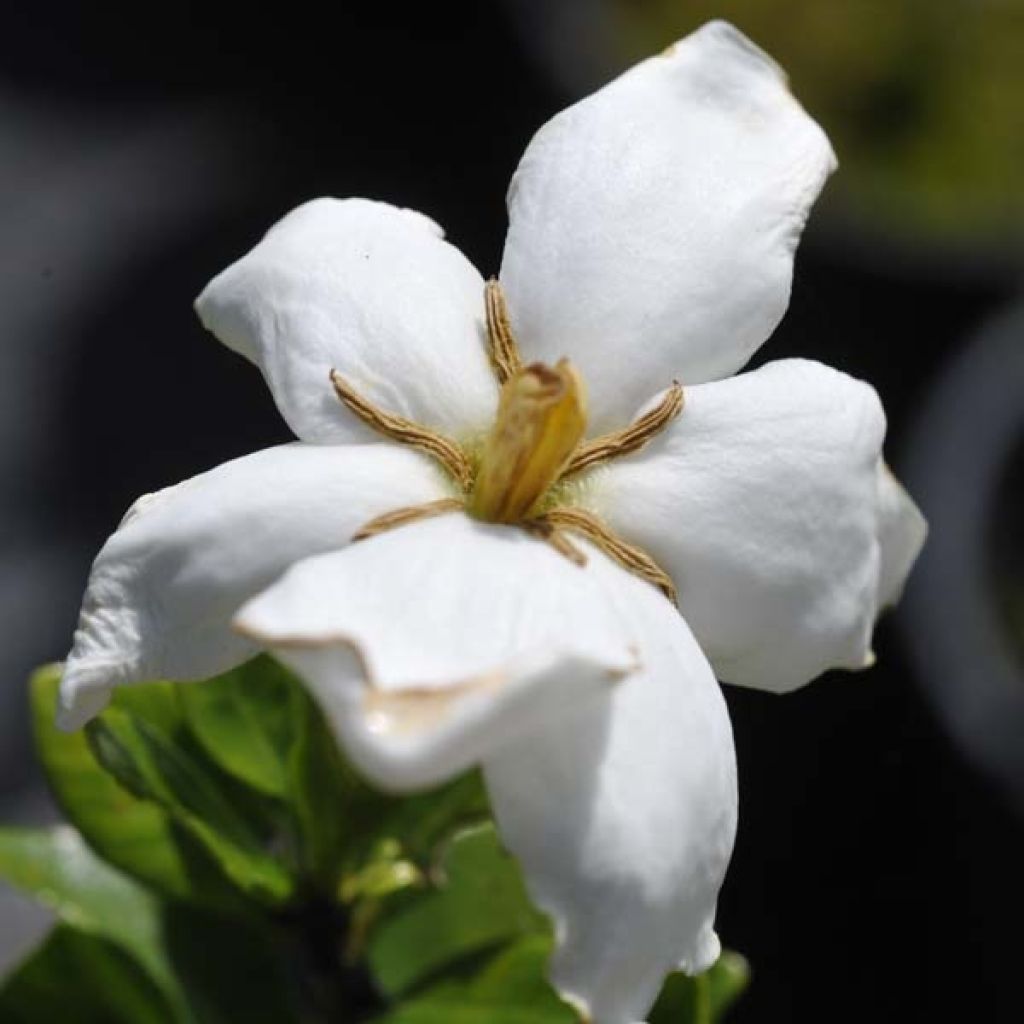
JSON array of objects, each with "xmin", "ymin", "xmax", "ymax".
[
  {"xmin": 540, "ymin": 506, "xmax": 678, "ymax": 604},
  {"xmin": 353, "ymin": 498, "xmax": 464, "ymax": 542},
  {"xmin": 562, "ymin": 382, "xmax": 684, "ymax": 479},
  {"xmin": 330, "ymin": 369, "xmax": 474, "ymax": 491},
  {"xmin": 485, "ymin": 279, "xmax": 523, "ymax": 386}
]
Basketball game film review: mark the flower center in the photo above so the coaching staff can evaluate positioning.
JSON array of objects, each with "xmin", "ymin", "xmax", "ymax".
[{"xmin": 329, "ymin": 280, "xmax": 683, "ymax": 603}]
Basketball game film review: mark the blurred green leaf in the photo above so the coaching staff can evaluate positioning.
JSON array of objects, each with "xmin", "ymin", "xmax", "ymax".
[
  {"xmin": 155, "ymin": 902, "xmax": 305, "ymax": 1024},
  {"xmin": 368, "ymin": 824, "xmax": 545, "ymax": 998},
  {"xmin": 87, "ymin": 708, "xmax": 294, "ymax": 905},
  {"xmin": 0, "ymin": 824, "xmax": 186, "ymax": 1013},
  {"xmin": 649, "ymin": 951, "xmax": 750, "ymax": 1024},
  {"xmin": 371, "ymin": 937, "xmax": 574, "ymax": 1024},
  {"xmin": 0, "ymin": 824, "xmax": 310, "ymax": 1023},
  {"xmin": 30, "ymin": 665, "xmax": 240, "ymax": 910},
  {"xmin": 287, "ymin": 675, "xmax": 353, "ymax": 892},
  {"xmin": 364, "ymin": 771, "xmax": 491, "ymax": 868},
  {"xmin": 375, "ymin": 940, "xmax": 750, "ymax": 1024},
  {"xmin": 0, "ymin": 926, "xmax": 177, "ymax": 1024},
  {"xmin": 180, "ymin": 656, "xmax": 297, "ymax": 799}
]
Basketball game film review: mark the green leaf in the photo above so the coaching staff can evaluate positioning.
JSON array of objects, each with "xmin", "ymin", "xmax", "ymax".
[
  {"xmin": 180, "ymin": 656, "xmax": 297, "ymax": 799},
  {"xmin": 705, "ymin": 951, "xmax": 750, "ymax": 1019},
  {"xmin": 648, "ymin": 951, "xmax": 750, "ymax": 1024},
  {"xmin": 375, "ymin": 941, "xmax": 750, "ymax": 1024},
  {"xmin": 87, "ymin": 708, "xmax": 293, "ymax": 904},
  {"xmin": 372, "ymin": 937, "xmax": 574, "ymax": 1024},
  {"xmin": 0, "ymin": 926, "xmax": 177, "ymax": 1024},
  {"xmin": 368, "ymin": 824, "xmax": 546, "ymax": 998},
  {"xmin": 0, "ymin": 824, "xmax": 192, "ymax": 1019},
  {"xmin": 30, "ymin": 664, "xmax": 240, "ymax": 910},
  {"xmin": 0, "ymin": 825, "xmax": 309, "ymax": 1024},
  {"xmin": 287, "ymin": 675, "xmax": 354, "ymax": 891}
]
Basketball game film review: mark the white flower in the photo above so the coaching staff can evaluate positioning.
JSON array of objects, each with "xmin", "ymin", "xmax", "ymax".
[{"xmin": 59, "ymin": 21, "xmax": 925, "ymax": 1024}]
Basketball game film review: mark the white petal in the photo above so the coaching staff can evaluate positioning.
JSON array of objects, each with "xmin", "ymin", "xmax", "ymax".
[
  {"xmin": 876, "ymin": 462, "xmax": 928, "ymax": 609},
  {"xmin": 196, "ymin": 198, "xmax": 498, "ymax": 444},
  {"xmin": 234, "ymin": 515, "xmax": 640, "ymax": 791},
  {"xmin": 500, "ymin": 20, "xmax": 836, "ymax": 433},
  {"xmin": 484, "ymin": 561, "xmax": 737, "ymax": 1024},
  {"xmin": 590, "ymin": 359, "xmax": 887, "ymax": 692},
  {"xmin": 59, "ymin": 443, "xmax": 447, "ymax": 728}
]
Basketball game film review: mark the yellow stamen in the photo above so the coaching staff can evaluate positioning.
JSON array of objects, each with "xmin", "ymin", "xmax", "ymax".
[
  {"xmin": 563, "ymin": 382, "xmax": 684, "ymax": 479},
  {"xmin": 330, "ymin": 369, "xmax": 474, "ymax": 491},
  {"xmin": 470, "ymin": 360, "xmax": 587, "ymax": 523}
]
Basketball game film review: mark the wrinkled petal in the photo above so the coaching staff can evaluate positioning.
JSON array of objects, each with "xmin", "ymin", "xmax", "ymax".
[
  {"xmin": 59, "ymin": 443, "xmax": 447, "ymax": 728},
  {"xmin": 589, "ymin": 359, "xmax": 891, "ymax": 692},
  {"xmin": 876, "ymin": 462, "xmax": 928, "ymax": 609},
  {"xmin": 196, "ymin": 198, "xmax": 498, "ymax": 444},
  {"xmin": 485, "ymin": 559, "xmax": 737, "ymax": 1024},
  {"xmin": 500, "ymin": 20, "xmax": 836, "ymax": 433},
  {"xmin": 234, "ymin": 515, "xmax": 640, "ymax": 791}
]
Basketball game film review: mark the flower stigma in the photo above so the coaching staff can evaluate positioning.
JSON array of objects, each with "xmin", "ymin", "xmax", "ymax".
[{"xmin": 331, "ymin": 279, "xmax": 683, "ymax": 602}]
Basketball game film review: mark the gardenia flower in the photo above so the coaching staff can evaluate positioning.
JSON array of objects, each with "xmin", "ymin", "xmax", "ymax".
[{"xmin": 60, "ymin": 21, "xmax": 926, "ymax": 1024}]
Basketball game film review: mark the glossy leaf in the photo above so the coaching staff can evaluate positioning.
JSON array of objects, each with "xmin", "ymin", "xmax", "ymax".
[
  {"xmin": 649, "ymin": 951, "xmax": 750, "ymax": 1024},
  {"xmin": 0, "ymin": 926, "xmax": 177, "ymax": 1024},
  {"xmin": 30, "ymin": 665, "xmax": 239, "ymax": 910},
  {"xmin": 368, "ymin": 824, "xmax": 545, "ymax": 998},
  {"xmin": 372, "ymin": 938, "xmax": 574, "ymax": 1024},
  {"xmin": 87, "ymin": 708, "xmax": 293, "ymax": 904},
  {"xmin": 180, "ymin": 656, "xmax": 297, "ymax": 799}
]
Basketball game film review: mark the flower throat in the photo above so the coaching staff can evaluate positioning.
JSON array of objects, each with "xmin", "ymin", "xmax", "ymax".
[{"xmin": 329, "ymin": 280, "xmax": 682, "ymax": 603}]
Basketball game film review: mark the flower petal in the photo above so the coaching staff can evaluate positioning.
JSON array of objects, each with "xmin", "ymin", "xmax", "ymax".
[
  {"xmin": 484, "ymin": 562, "xmax": 737, "ymax": 1024},
  {"xmin": 59, "ymin": 443, "xmax": 447, "ymax": 728},
  {"xmin": 500, "ymin": 20, "xmax": 836, "ymax": 433},
  {"xmin": 233, "ymin": 514, "xmax": 640, "ymax": 791},
  {"xmin": 196, "ymin": 198, "xmax": 498, "ymax": 444},
  {"xmin": 589, "ymin": 359, "xmax": 893, "ymax": 692},
  {"xmin": 876, "ymin": 462, "xmax": 928, "ymax": 609}
]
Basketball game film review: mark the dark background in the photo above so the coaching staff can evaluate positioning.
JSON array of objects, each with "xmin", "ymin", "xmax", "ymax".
[{"xmin": 1, "ymin": 2, "xmax": 1021, "ymax": 1021}]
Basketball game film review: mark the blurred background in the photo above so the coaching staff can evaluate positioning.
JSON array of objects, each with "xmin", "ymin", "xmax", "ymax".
[{"xmin": 1, "ymin": 1, "xmax": 1021, "ymax": 1020}]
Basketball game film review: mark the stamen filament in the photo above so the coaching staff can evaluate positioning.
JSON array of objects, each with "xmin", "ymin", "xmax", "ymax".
[
  {"xmin": 330, "ymin": 369, "xmax": 474, "ymax": 491},
  {"xmin": 563, "ymin": 383, "xmax": 684, "ymax": 479}
]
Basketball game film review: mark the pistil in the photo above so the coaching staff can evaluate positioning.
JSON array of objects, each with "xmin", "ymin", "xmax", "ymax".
[{"xmin": 469, "ymin": 360, "xmax": 587, "ymax": 523}]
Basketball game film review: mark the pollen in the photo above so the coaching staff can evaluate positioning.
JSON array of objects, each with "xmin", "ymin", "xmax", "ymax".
[{"xmin": 331, "ymin": 279, "xmax": 685, "ymax": 603}]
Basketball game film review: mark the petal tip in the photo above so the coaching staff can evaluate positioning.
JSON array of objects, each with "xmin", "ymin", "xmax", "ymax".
[
  {"xmin": 690, "ymin": 19, "xmax": 787, "ymax": 82},
  {"xmin": 56, "ymin": 664, "xmax": 112, "ymax": 731}
]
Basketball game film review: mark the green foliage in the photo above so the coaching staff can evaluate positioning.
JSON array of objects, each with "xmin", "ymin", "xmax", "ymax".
[
  {"xmin": 180, "ymin": 659, "xmax": 297, "ymax": 798},
  {"xmin": 8, "ymin": 659, "xmax": 749, "ymax": 1022},
  {"xmin": 368, "ymin": 824, "xmax": 546, "ymax": 998},
  {"xmin": 0, "ymin": 927, "xmax": 177, "ymax": 1024},
  {"xmin": 30, "ymin": 665, "xmax": 241, "ymax": 910},
  {"xmin": 648, "ymin": 952, "xmax": 750, "ymax": 1024},
  {"xmin": 371, "ymin": 938, "xmax": 576, "ymax": 1024},
  {"xmin": 0, "ymin": 824, "xmax": 185, "ymax": 1013},
  {"xmin": 86, "ymin": 708, "xmax": 294, "ymax": 904}
]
